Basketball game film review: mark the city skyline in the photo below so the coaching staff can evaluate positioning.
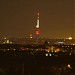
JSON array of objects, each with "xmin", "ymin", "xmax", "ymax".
[{"xmin": 0, "ymin": 0, "xmax": 74, "ymax": 39}]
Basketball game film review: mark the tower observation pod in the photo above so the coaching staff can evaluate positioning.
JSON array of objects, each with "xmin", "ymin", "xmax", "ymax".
[{"xmin": 36, "ymin": 12, "xmax": 40, "ymax": 40}]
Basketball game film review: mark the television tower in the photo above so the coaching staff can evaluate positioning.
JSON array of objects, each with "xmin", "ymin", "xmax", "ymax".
[{"xmin": 36, "ymin": 12, "xmax": 40, "ymax": 40}]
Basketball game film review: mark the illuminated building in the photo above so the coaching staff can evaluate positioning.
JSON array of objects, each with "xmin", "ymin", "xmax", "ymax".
[{"xmin": 29, "ymin": 34, "xmax": 33, "ymax": 39}]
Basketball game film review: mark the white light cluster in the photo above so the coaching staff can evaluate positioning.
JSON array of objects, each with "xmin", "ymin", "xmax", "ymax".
[{"xmin": 36, "ymin": 19, "xmax": 39, "ymax": 28}]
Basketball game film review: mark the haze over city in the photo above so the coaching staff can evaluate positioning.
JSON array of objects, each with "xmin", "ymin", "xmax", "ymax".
[{"xmin": 0, "ymin": 0, "xmax": 74, "ymax": 39}]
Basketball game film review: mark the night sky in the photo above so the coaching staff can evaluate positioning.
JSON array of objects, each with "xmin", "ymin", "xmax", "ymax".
[{"xmin": 0, "ymin": 0, "xmax": 74, "ymax": 39}]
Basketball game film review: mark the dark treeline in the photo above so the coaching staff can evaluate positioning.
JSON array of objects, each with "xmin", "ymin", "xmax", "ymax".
[
  {"xmin": 0, "ymin": 50, "xmax": 75, "ymax": 75},
  {"xmin": 0, "ymin": 44, "xmax": 75, "ymax": 75}
]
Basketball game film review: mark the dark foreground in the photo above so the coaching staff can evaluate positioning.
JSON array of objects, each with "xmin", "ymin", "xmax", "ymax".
[{"xmin": 0, "ymin": 50, "xmax": 75, "ymax": 75}]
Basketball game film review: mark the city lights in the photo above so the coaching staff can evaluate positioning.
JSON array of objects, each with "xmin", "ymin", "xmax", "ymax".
[
  {"xmin": 67, "ymin": 64, "xmax": 72, "ymax": 69},
  {"xmin": 68, "ymin": 37, "xmax": 72, "ymax": 40},
  {"xmin": 0, "ymin": 0, "xmax": 74, "ymax": 75}
]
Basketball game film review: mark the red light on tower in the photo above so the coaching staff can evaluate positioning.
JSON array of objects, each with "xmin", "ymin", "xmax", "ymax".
[{"xmin": 36, "ymin": 28, "xmax": 39, "ymax": 35}]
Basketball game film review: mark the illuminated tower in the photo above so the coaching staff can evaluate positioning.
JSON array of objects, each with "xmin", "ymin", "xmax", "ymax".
[{"xmin": 36, "ymin": 12, "xmax": 40, "ymax": 40}]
